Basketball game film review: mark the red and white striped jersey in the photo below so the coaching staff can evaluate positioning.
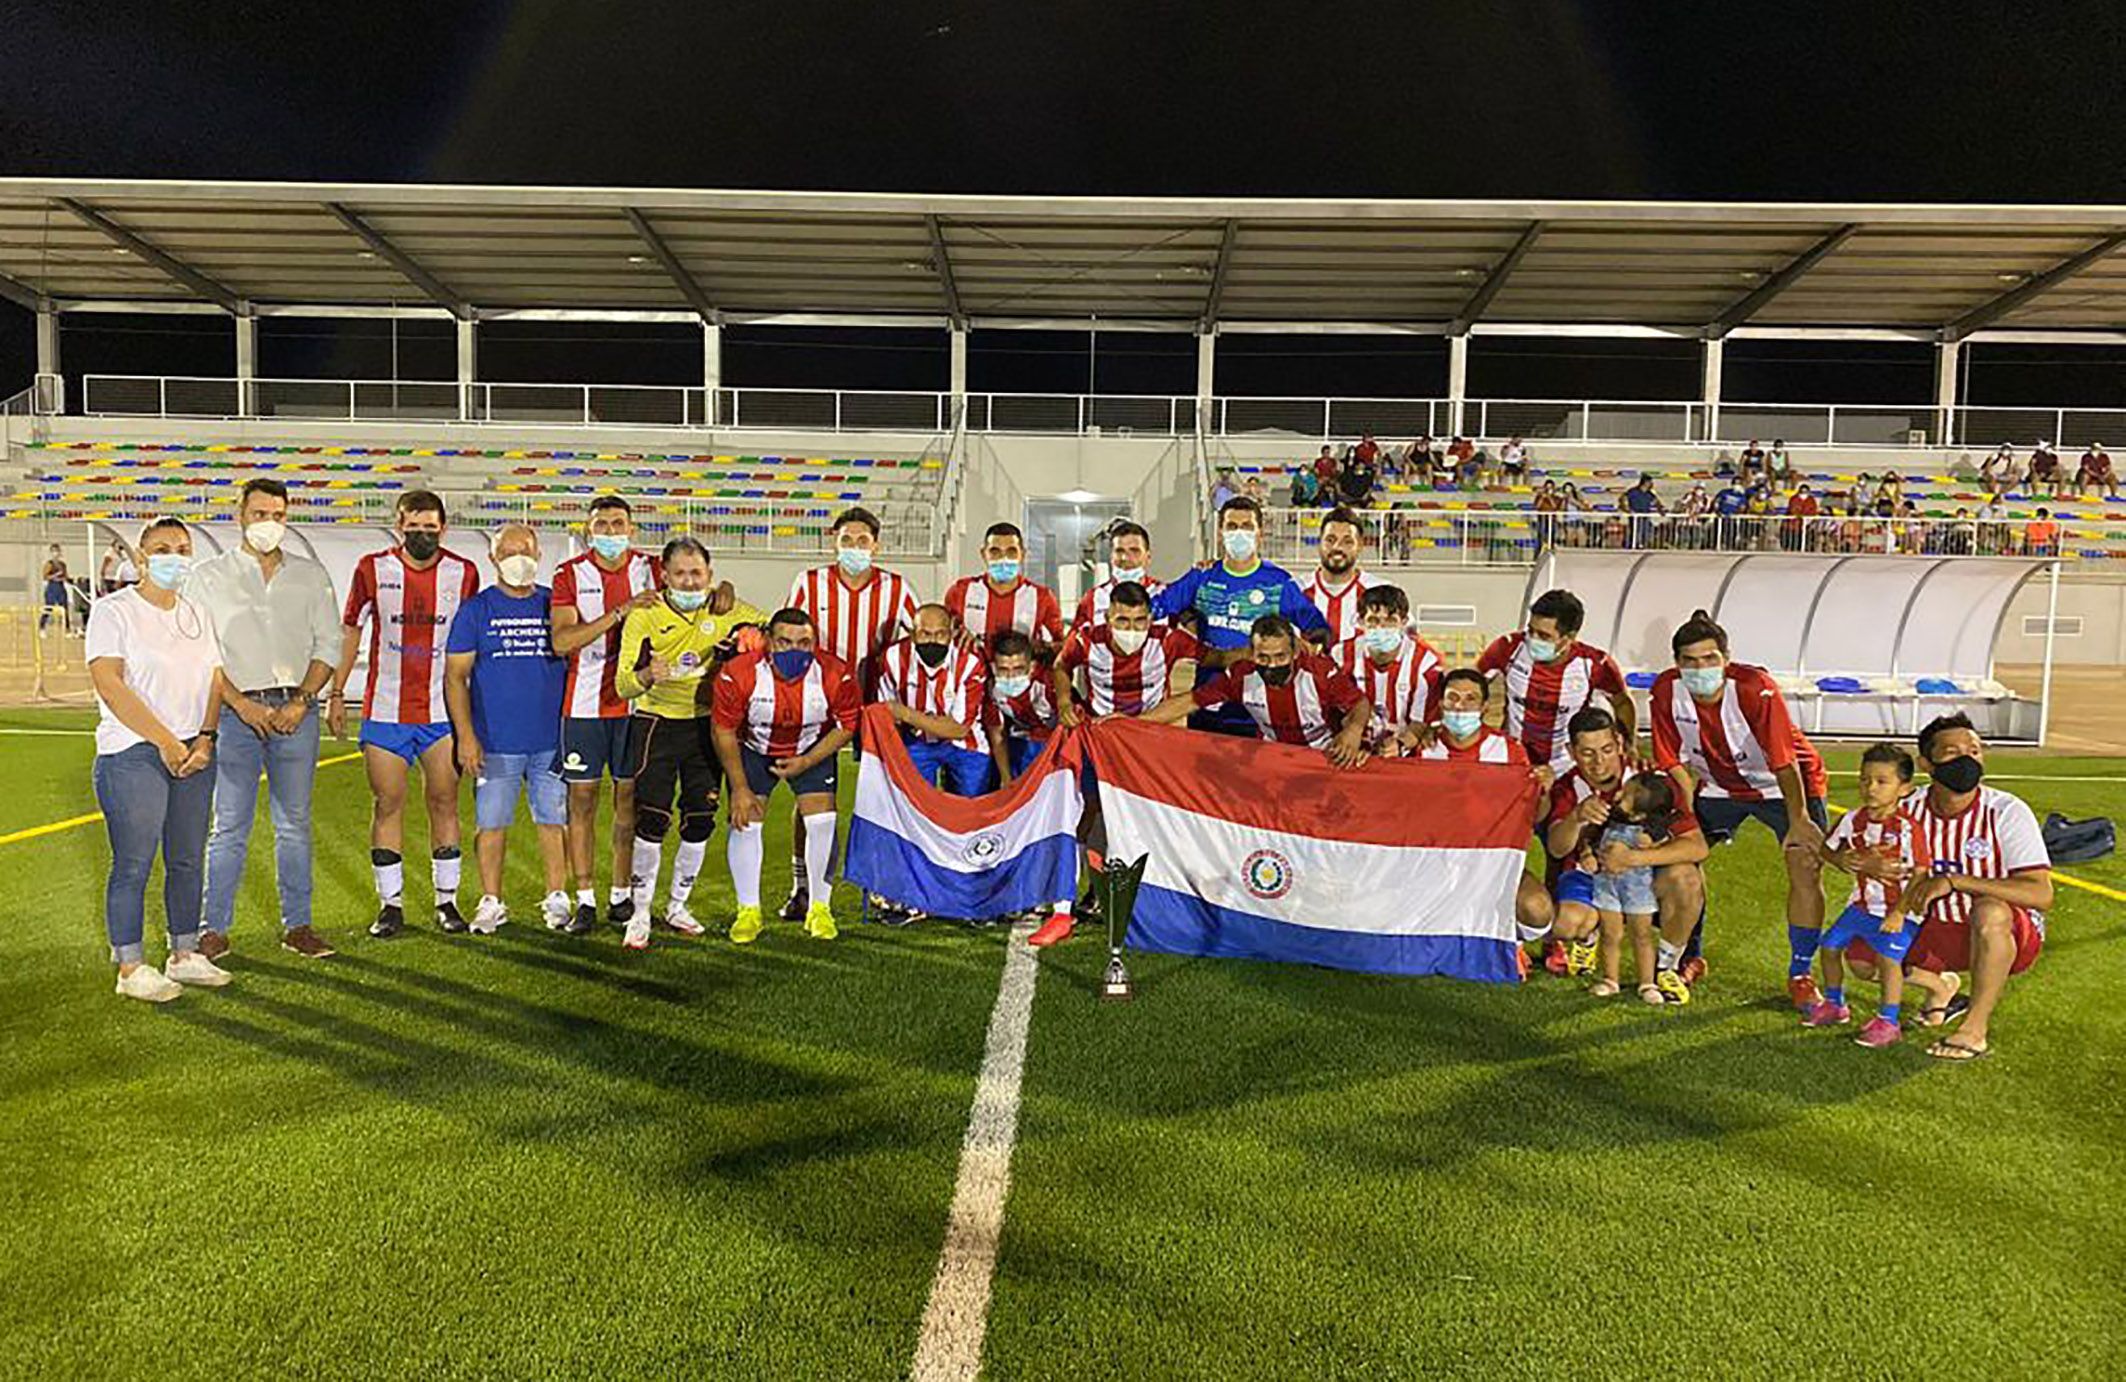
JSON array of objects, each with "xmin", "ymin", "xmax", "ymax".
[
  {"xmin": 876, "ymin": 637, "xmax": 990, "ymax": 751},
  {"xmin": 1190, "ymin": 652, "xmax": 1364, "ymax": 749},
  {"xmin": 711, "ymin": 648, "xmax": 860, "ymax": 760},
  {"xmin": 787, "ymin": 564, "xmax": 918, "ymax": 697},
  {"xmin": 1302, "ymin": 569, "xmax": 1374, "ymax": 646},
  {"xmin": 983, "ymin": 676, "xmax": 1059, "ymax": 742},
  {"xmin": 945, "ymin": 575, "xmax": 1064, "ymax": 653},
  {"xmin": 551, "ymin": 549, "xmax": 661, "ymax": 719},
  {"xmin": 344, "ymin": 547, "xmax": 479, "ymax": 726},
  {"xmin": 1074, "ymin": 575, "xmax": 1166, "ymax": 628},
  {"xmin": 1058, "ymin": 623, "xmax": 1200, "ymax": 717},
  {"xmin": 1908, "ymin": 784, "xmax": 2049, "ymax": 928},
  {"xmin": 1334, "ymin": 633, "xmax": 1444, "ymax": 745},
  {"xmin": 1650, "ymin": 663, "xmax": 1828, "ymax": 802},
  {"xmin": 1417, "ymin": 727, "xmax": 1527, "ymax": 764},
  {"xmin": 1476, "ymin": 630, "xmax": 1628, "ymax": 771},
  {"xmin": 1826, "ymin": 804, "xmax": 1933, "ymax": 917}
]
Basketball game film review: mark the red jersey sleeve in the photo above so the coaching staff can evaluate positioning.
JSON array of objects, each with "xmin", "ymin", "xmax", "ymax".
[
  {"xmin": 1073, "ymin": 589, "xmax": 1096, "ymax": 627},
  {"xmin": 1192, "ymin": 668, "xmax": 1242, "ymax": 709},
  {"xmin": 943, "ymin": 576, "xmax": 970, "ymax": 627},
  {"xmin": 1650, "ymin": 674, "xmax": 1683, "ymax": 770},
  {"xmin": 342, "ymin": 554, "xmax": 376, "ymax": 628},
  {"xmin": 893, "ymin": 582, "xmax": 919, "ymax": 637},
  {"xmin": 1589, "ymin": 648, "xmax": 1626, "ymax": 697},
  {"xmin": 549, "ymin": 559, "xmax": 577, "ymax": 612},
  {"xmin": 1733, "ymin": 667, "xmax": 1798, "ymax": 771},
  {"xmin": 1036, "ymin": 586, "xmax": 1064, "ymax": 643},
  {"xmin": 710, "ymin": 658, "xmax": 751, "ymax": 731},
  {"xmin": 458, "ymin": 558, "xmax": 479, "ymax": 602},
  {"xmin": 1320, "ymin": 662, "xmax": 1363, "ymax": 716},
  {"xmin": 1163, "ymin": 626, "xmax": 1202, "ymax": 662},
  {"xmin": 1902, "ymin": 808, "xmax": 1933, "ymax": 875},
  {"xmin": 1476, "ymin": 634, "xmax": 1511, "ymax": 675},
  {"xmin": 825, "ymin": 655, "xmax": 861, "ymax": 731},
  {"xmin": 1503, "ymin": 735, "xmax": 1531, "ymax": 766},
  {"xmin": 1545, "ymin": 776, "xmax": 1580, "ymax": 828},
  {"xmin": 1058, "ymin": 625, "xmax": 1092, "ymax": 672}
]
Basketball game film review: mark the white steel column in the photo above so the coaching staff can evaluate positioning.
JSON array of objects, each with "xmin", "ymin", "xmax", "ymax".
[
  {"xmin": 1934, "ymin": 338, "xmax": 1962, "ymax": 446},
  {"xmin": 702, "ymin": 315, "xmax": 722, "ymax": 424},
  {"xmin": 234, "ymin": 310, "xmax": 257, "ymax": 415},
  {"xmin": 35, "ymin": 304, "xmax": 60, "ymax": 381},
  {"xmin": 1195, "ymin": 327, "xmax": 1216, "ymax": 432},
  {"xmin": 1447, "ymin": 333, "xmax": 1469, "ymax": 436},
  {"xmin": 1700, "ymin": 336, "xmax": 1724, "ymax": 442},
  {"xmin": 456, "ymin": 316, "xmax": 478, "ymax": 421},
  {"xmin": 949, "ymin": 323, "xmax": 969, "ymax": 429}
]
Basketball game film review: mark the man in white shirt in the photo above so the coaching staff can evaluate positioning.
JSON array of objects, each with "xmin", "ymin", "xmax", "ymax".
[{"xmin": 190, "ymin": 479, "xmax": 342, "ymax": 961}]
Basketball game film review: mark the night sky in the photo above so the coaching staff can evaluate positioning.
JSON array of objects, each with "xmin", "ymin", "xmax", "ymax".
[{"xmin": 4, "ymin": 2, "xmax": 2125, "ymax": 403}]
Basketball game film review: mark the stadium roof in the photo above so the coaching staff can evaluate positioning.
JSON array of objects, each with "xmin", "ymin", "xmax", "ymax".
[{"xmin": 1, "ymin": 179, "xmax": 2122, "ymax": 339}]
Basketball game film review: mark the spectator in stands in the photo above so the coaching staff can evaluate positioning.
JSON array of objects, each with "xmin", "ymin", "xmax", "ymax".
[
  {"xmin": 2029, "ymin": 440, "xmax": 2063, "ymax": 497},
  {"xmin": 1499, "ymin": 435, "xmax": 1529, "ymax": 483},
  {"xmin": 2024, "ymin": 507, "xmax": 2061, "ymax": 556},
  {"xmin": 1739, "ymin": 439, "xmax": 1767, "ymax": 483},
  {"xmin": 1678, "ymin": 481, "xmax": 1712, "ymax": 550},
  {"xmin": 99, "ymin": 537, "xmax": 138, "ymax": 596},
  {"xmin": 1622, "ymin": 473, "xmax": 1664, "ymax": 548},
  {"xmin": 444, "ymin": 524, "xmax": 570, "ymax": 936},
  {"xmin": 1447, "ymin": 434, "xmax": 1476, "ymax": 466},
  {"xmin": 1336, "ymin": 445, "xmax": 1378, "ymax": 507},
  {"xmin": 1743, "ymin": 480, "xmax": 1776, "ymax": 549},
  {"xmin": 1210, "ymin": 468, "xmax": 1238, "ymax": 512},
  {"xmin": 1897, "ymin": 499, "xmax": 1925, "ymax": 555},
  {"xmin": 1243, "ymin": 476, "xmax": 1269, "ymax": 506},
  {"xmin": 86, "ymin": 518, "xmax": 229, "ymax": 1003},
  {"xmin": 1976, "ymin": 492, "xmax": 2009, "ymax": 555},
  {"xmin": 193, "ymin": 477, "xmax": 341, "ymax": 963},
  {"xmin": 1404, "ymin": 436, "xmax": 1438, "ymax": 488},
  {"xmin": 1782, "ymin": 483, "xmax": 1821, "ymax": 552},
  {"xmin": 1451, "ymin": 439, "xmax": 1482, "ymax": 489},
  {"xmin": 945, "ymin": 521, "xmax": 1064, "ymax": 654},
  {"xmin": 1767, "ymin": 439, "xmax": 1795, "ymax": 487},
  {"xmin": 1981, "ymin": 444, "xmax": 2016, "ymax": 492},
  {"xmin": 39, "ymin": 545, "xmax": 70, "ymax": 632},
  {"xmin": 1875, "ymin": 471, "xmax": 1904, "ymax": 508},
  {"xmin": 1948, "ymin": 506, "xmax": 1978, "ymax": 556},
  {"xmin": 1533, "ymin": 480, "xmax": 1565, "ymax": 549},
  {"xmin": 1311, "ymin": 446, "xmax": 1340, "ymax": 490},
  {"xmin": 2077, "ymin": 443, "xmax": 2117, "ymax": 498},
  {"xmin": 1713, "ymin": 476, "xmax": 1749, "ymax": 549},
  {"xmin": 1558, "ymin": 482, "xmax": 1592, "ymax": 546},
  {"xmin": 1140, "ymin": 613, "xmax": 1372, "ymax": 769},
  {"xmin": 1289, "ymin": 464, "xmax": 1321, "ymax": 509},
  {"xmin": 1352, "ymin": 432, "xmax": 1382, "ymax": 467}
]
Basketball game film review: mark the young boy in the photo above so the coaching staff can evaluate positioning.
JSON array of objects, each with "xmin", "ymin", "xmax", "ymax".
[
  {"xmin": 1585, "ymin": 771, "xmax": 1677, "ymax": 1005},
  {"xmin": 1810, "ymin": 742, "xmax": 1933, "ymax": 1047}
]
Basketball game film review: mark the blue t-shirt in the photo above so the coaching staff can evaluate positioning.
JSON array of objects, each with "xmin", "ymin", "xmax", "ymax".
[
  {"xmin": 1153, "ymin": 558, "xmax": 1328, "ymax": 652},
  {"xmin": 1714, "ymin": 486, "xmax": 1748, "ymax": 516},
  {"xmin": 445, "ymin": 584, "xmax": 565, "ymax": 754},
  {"xmin": 1623, "ymin": 486, "xmax": 1660, "ymax": 514}
]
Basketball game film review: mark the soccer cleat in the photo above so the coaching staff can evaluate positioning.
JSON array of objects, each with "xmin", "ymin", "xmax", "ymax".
[
  {"xmin": 540, "ymin": 891, "xmax": 572, "ymax": 931},
  {"xmin": 1678, "ymin": 955, "xmax": 1707, "ymax": 986},
  {"xmin": 1028, "ymin": 913, "xmax": 1076, "ymax": 949},
  {"xmin": 1854, "ymin": 1016, "xmax": 1903, "ymax": 1048},
  {"xmin": 622, "ymin": 915, "xmax": 652, "ymax": 951},
  {"xmin": 608, "ymin": 895, "xmax": 636, "ymax": 929},
  {"xmin": 778, "ymin": 885, "xmax": 809, "ymax": 923},
  {"xmin": 1787, "ymin": 974, "xmax": 1823, "ymax": 1011},
  {"xmin": 564, "ymin": 903, "xmax": 598, "ymax": 937},
  {"xmin": 1654, "ymin": 968, "xmax": 1692, "ymax": 1005},
  {"xmin": 1565, "ymin": 938, "xmax": 1600, "ymax": 977},
  {"xmin": 729, "ymin": 905, "xmax": 765, "ymax": 945},
  {"xmin": 436, "ymin": 901, "xmax": 468, "ymax": 935},
  {"xmin": 1802, "ymin": 999, "xmax": 1852, "ymax": 1027},
  {"xmin": 281, "ymin": 925, "xmax": 335, "ymax": 958},
  {"xmin": 804, "ymin": 902, "xmax": 839, "ymax": 941},
  {"xmin": 163, "ymin": 952, "xmax": 232, "ymax": 988},
  {"xmin": 116, "ymin": 965, "xmax": 184, "ymax": 1003},
  {"xmin": 369, "ymin": 903, "xmax": 406, "ymax": 939},
  {"xmin": 663, "ymin": 902, "xmax": 706, "ymax": 937},
  {"xmin": 470, "ymin": 896, "xmax": 509, "ymax": 935},
  {"xmin": 1543, "ymin": 940, "xmax": 1570, "ymax": 976}
]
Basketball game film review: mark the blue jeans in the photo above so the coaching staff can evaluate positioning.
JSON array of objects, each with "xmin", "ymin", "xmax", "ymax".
[
  {"xmin": 95, "ymin": 742, "xmax": 214, "ymax": 964},
  {"xmin": 905, "ymin": 739, "xmax": 992, "ymax": 796},
  {"xmin": 474, "ymin": 751, "xmax": 568, "ymax": 829},
  {"xmin": 204, "ymin": 700, "xmax": 320, "ymax": 934}
]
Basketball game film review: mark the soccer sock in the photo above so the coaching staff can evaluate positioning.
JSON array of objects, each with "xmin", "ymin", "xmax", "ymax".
[
  {"xmin": 670, "ymin": 839, "xmax": 708, "ymax": 906},
  {"xmin": 1656, "ymin": 938, "xmax": 1683, "ymax": 972},
  {"xmin": 1787, "ymin": 924, "xmax": 1823, "ymax": 978},
  {"xmin": 1824, "ymin": 986, "xmax": 1846, "ymax": 1006},
  {"xmin": 801, "ymin": 813, "xmax": 837, "ymax": 906},
  {"xmin": 577, "ymin": 887, "xmax": 597, "ymax": 908},
  {"xmin": 371, "ymin": 849, "xmax": 404, "ymax": 906},
  {"xmin": 1051, "ymin": 898, "xmax": 1074, "ymax": 917},
  {"xmin": 431, "ymin": 845, "xmax": 461, "ymax": 905},
  {"xmin": 630, "ymin": 837, "xmax": 663, "ymax": 914},
  {"xmin": 1879, "ymin": 1002, "xmax": 1902, "ymax": 1025},
  {"xmin": 608, "ymin": 884, "xmax": 630, "ymax": 906},
  {"xmin": 729, "ymin": 823, "xmax": 765, "ymax": 909},
  {"xmin": 1516, "ymin": 921, "xmax": 1553, "ymax": 944}
]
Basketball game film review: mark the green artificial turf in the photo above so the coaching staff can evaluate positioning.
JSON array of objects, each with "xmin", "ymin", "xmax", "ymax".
[{"xmin": 1, "ymin": 721, "xmax": 2121, "ymax": 1378}]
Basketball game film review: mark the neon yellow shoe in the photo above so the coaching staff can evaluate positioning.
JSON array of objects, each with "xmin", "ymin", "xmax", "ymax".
[
  {"xmin": 1654, "ymin": 967, "xmax": 1692, "ymax": 1005},
  {"xmin": 804, "ymin": 901, "xmax": 838, "ymax": 941},
  {"xmin": 729, "ymin": 904, "xmax": 764, "ymax": 944},
  {"xmin": 1565, "ymin": 938, "xmax": 1600, "ymax": 977}
]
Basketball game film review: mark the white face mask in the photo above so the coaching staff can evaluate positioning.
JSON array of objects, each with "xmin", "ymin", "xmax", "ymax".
[
  {"xmin": 1111, "ymin": 626, "xmax": 1149, "ymax": 655},
  {"xmin": 245, "ymin": 519, "xmax": 287, "ymax": 554},
  {"xmin": 497, "ymin": 554, "xmax": 539, "ymax": 587},
  {"xmin": 1111, "ymin": 564, "xmax": 1146, "ymax": 586}
]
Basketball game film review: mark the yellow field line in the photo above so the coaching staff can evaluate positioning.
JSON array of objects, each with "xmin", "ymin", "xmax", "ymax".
[
  {"xmin": 1824, "ymin": 801, "xmax": 2123, "ymax": 903},
  {"xmin": 0, "ymin": 751, "xmax": 364, "ymax": 848}
]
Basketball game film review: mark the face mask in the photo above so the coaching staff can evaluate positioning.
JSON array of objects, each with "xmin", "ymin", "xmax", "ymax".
[
  {"xmin": 245, "ymin": 520, "xmax": 286, "ymax": 554},
  {"xmin": 497, "ymin": 554, "xmax": 538, "ymax": 587},
  {"xmin": 1110, "ymin": 627, "xmax": 1148, "ymax": 655},
  {"xmin": 147, "ymin": 553, "xmax": 192, "ymax": 592},
  {"xmin": 987, "ymin": 559, "xmax": 1021, "ymax": 585},
  {"xmin": 1111, "ymin": 565, "xmax": 1145, "ymax": 586},
  {"xmin": 667, "ymin": 587, "xmax": 708, "ymax": 612},
  {"xmin": 588, "ymin": 533, "xmax": 630, "ymax": 562},
  {"xmin": 1222, "ymin": 528, "xmax": 1258, "ymax": 563},
  {"xmin": 1931, "ymin": 754, "xmax": 1984, "ymax": 793},
  {"xmin": 915, "ymin": 640, "xmax": 948, "ymax": 668},
  {"xmin": 995, "ymin": 674, "xmax": 1032, "ymax": 699},
  {"xmin": 772, "ymin": 649, "xmax": 814, "ymax": 680},
  {"xmin": 1441, "ymin": 709, "xmax": 1483, "ymax": 739},
  {"xmin": 1526, "ymin": 636, "xmax": 1559, "ymax": 663},
  {"xmin": 1360, "ymin": 626, "xmax": 1402, "ymax": 657},
  {"xmin": 837, "ymin": 545, "xmax": 874, "ymax": 577},
  {"xmin": 401, "ymin": 531, "xmax": 440, "ymax": 562},
  {"xmin": 1256, "ymin": 663, "xmax": 1292, "ymax": 687},
  {"xmin": 1680, "ymin": 665, "xmax": 1726, "ymax": 698}
]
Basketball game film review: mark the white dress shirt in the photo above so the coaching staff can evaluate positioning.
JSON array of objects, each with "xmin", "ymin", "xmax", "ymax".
[{"xmin": 190, "ymin": 546, "xmax": 341, "ymax": 692}]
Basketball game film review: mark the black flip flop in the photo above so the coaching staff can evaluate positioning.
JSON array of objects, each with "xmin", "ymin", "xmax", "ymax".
[
  {"xmin": 1919, "ymin": 994, "xmax": 1971, "ymax": 1028},
  {"xmin": 1927, "ymin": 1036, "xmax": 1991, "ymax": 1062}
]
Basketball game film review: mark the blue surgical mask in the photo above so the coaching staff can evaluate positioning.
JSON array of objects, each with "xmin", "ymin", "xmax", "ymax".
[
  {"xmin": 1441, "ymin": 709, "xmax": 1483, "ymax": 739},
  {"xmin": 1360, "ymin": 626, "xmax": 1403, "ymax": 657},
  {"xmin": 837, "ymin": 545, "xmax": 874, "ymax": 577},
  {"xmin": 771, "ymin": 649, "xmax": 814, "ymax": 680},
  {"xmin": 667, "ymin": 587, "xmax": 708, "ymax": 613},
  {"xmin": 147, "ymin": 553, "xmax": 192, "ymax": 592},
  {"xmin": 987, "ymin": 559, "xmax": 1021, "ymax": 585},
  {"xmin": 1680, "ymin": 665, "xmax": 1726, "ymax": 698},
  {"xmin": 1111, "ymin": 565, "xmax": 1146, "ymax": 586},
  {"xmin": 1222, "ymin": 528, "xmax": 1258, "ymax": 563},
  {"xmin": 995, "ymin": 674, "xmax": 1032, "ymax": 699},
  {"xmin": 1526, "ymin": 636, "xmax": 1559, "ymax": 663},
  {"xmin": 589, "ymin": 534, "xmax": 630, "ymax": 562}
]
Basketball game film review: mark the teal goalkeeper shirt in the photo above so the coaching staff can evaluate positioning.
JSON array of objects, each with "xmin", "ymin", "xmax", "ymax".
[{"xmin": 1153, "ymin": 559, "xmax": 1328, "ymax": 655}]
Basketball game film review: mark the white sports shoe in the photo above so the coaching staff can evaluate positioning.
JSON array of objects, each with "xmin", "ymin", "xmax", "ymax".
[
  {"xmin": 163, "ymin": 952, "xmax": 232, "ymax": 988},
  {"xmin": 663, "ymin": 902, "xmax": 706, "ymax": 937},
  {"xmin": 622, "ymin": 915, "xmax": 652, "ymax": 951},
  {"xmin": 116, "ymin": 965, "xmax": 183, "ymax": 1003},
  {"xmin": 540, "ymin": 890, "xmax": 572, "ymax": 931},
  {"xmin": 470, "ymin": 895, "xmax": 509, "ymax": 935}
]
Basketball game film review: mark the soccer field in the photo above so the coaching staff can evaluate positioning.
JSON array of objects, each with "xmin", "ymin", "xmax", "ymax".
[{"xmin": 2, "ymin": 707, "xmax": 2122, "ymax": 1379}]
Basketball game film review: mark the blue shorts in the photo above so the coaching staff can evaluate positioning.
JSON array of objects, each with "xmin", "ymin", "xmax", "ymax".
[
  {"xmin": 986, "ymin": 734, "xmax": 1047, "ymax": 790},
  {"xmin": 905, "ymin": 739, "xmax": 992, "ymax": 797},
  {"xmin": 1554, "ymin": 870, "xmax": 1597, "ymax": 911},
  {"xmin": 1822, "ymin": 902, "xmax": 1918, "ymax": 964},
  {"xmin": 1693, "ymin": 792, "xmax": 1829, "ymax": 846},
  {"xmin": 740, "ymin": 744, "xmax": 838, "ymax": 800},
  {"xmin": 360, "ymin": 720, "xmax": 453, "ymax": 765},
  {"xmin": 475, "ymin": 752, "xmax": 567, "ymax": 829},
  {"xmin": 558, "ymin": 716, "xmax": 635, "ymax": 782}
]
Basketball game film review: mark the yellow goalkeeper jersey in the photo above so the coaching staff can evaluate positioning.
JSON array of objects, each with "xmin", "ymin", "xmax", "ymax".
[{"xmin": 613, "ymin": 595, "xmax": 767, "ymax": 719}]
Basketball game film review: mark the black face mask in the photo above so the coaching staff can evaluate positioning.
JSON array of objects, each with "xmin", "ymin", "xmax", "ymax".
[
  {"xmin": 1932, "ymin": 754, "xmax": 1984, "ymax": 793},
  {"xmin": 914, "ymin": 640, "xmax": 949, "ymax": 668},
  {"xmin": 1257, "ymin": 663, "xmax": 1293, "ymax": 687},
  {"xmin": 401, "ymin": 531, "xmax": 440, "ymax": 562}
]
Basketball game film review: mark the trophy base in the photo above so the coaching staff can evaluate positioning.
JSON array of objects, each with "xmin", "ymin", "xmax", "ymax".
[{"xmin": 1100, "ymin": 954, "xmax": 1133, "ymax": 1002}]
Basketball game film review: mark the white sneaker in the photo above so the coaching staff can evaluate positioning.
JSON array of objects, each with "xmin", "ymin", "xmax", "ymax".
[
  {"xmin": 540, "ymin": 890, "xmax": 572, "ymax": 930},
  {"xmin": 622, "ymin": 915, "xmax": 652, "ymax": 951},
  {"xmin": 164, "ymin": 952, "xmax": 232, "ymax": 988},
  {"xmin": 663, "ymin": 901, "xmax": 706, "ymax": 937},
  {"xmin": 116, "ymin": 965, "xmax": 183, "ymax": 1003},
  {"xmin": 470, "ymin": 895, "xmax": 509, "ymax": 935}
]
